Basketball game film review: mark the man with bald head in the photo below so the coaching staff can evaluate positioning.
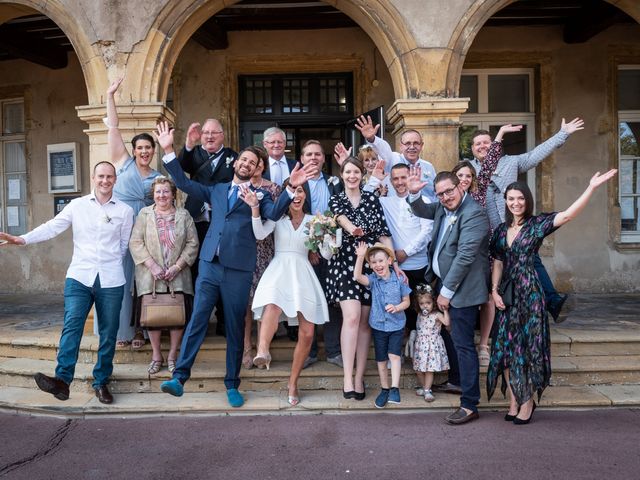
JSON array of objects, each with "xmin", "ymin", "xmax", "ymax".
[{"xmin": 178, "ymin": 119, "xmax": 238, "ymax": 336}]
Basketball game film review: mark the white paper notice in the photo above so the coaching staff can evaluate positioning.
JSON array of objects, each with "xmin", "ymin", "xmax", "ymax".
[
  {"xmin": 7, "ymin": 206, "xmax": 19, "ymax": 227},
  {"xmin": 8, "ymin": 179, "xmax": 20, "ymax": 200}
]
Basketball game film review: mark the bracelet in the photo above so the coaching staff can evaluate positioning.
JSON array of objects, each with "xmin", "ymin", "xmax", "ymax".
[{"xmin": 250, "ymin": 204, "xmax": 259, "ymax": 208}]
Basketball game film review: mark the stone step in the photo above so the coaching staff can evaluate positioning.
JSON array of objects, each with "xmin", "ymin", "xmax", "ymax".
[
  {"xmin": 2, "ymin": 328, "xmax": 640, "ymax": 365},
  {"xmin": 2, "ymin": 355, "xmax": 639, "ymax": 395},
  {"xmin": 1, "ymin": 384, "xmax": 638, "ymax": 418}
]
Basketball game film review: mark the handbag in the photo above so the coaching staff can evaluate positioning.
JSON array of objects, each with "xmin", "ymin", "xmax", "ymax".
[
  {"xmin": 498, "ymin": 278, "xmax": 514, "ymax": 307},
  {"xmin": 140, "ymin": 279, "xmax": 186, "ymax": 328}
]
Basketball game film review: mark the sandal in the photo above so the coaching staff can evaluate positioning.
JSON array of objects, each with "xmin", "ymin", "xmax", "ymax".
[
  {"xmin": 242, "ymin": 347, "xmax": 254, "ymax": 369},
  {"xmin": 116, "ymin": 340, "xmax": 130, "ymax": 349},
  {"xmin": 132, "ymin": 331, "xmax": 145, "ymax": 350},
  {"xmin": 478, "ymin": 345, "xmax": 490, "ymax": 367},
  {"xmin": 147, "ymin": 358, "xmax": 163, "ymax": 375},
  {"xmin": 167, "ymin": 359, "xmax": 177, "ymax": 374}
]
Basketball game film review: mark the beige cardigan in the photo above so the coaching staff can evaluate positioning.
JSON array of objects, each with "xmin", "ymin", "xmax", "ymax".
[{"xmin": 129, "ymin": 205, "xmax": 199, "ymax": 296}]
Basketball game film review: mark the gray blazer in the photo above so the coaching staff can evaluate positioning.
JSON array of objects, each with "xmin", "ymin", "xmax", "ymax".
[{"xmin": 409, "ymin": 194, "xmax": 490, "ymax": 308}]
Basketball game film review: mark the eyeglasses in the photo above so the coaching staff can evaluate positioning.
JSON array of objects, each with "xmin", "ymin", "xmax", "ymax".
[
  {"xmin": 435, "ymin": 187, "xmax": 457, "ymax": 199},
  {"xmin": 202, "ymin": 130, "xmax": 223, "ymax": 136},
  {"xmin": 264, "ymin": 140, "xmax": 285, "ymax": 146},
  {"xmin": 401, "ymin": 141, "xmax": 422, "ymax": 148}
]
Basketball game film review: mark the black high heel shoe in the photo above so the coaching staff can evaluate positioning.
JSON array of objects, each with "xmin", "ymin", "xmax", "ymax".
[
  {"xmin": 504, "ymin": 409, "xmax": 519, "ymax": 422},
  {"xmin": 513, "ymin": 402, "xmax": 536, "ymax": 425}
]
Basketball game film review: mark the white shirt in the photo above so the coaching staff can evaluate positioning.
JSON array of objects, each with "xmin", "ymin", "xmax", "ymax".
[
  {"xmin": 379, "ymin": 194, "xmax": 432, "ymax": 271},
  {"xmin": 21, "ymin": 192, "xmax": 134, "ymax": 288},
  {"xmin": 269, "ymin": 157, "xmax": 291, "ymax": 187}
]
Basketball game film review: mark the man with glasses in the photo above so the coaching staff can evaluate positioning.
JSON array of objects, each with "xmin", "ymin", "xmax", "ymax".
[
  {"xmin": 262, "ymin": 127, "xmax": 296, "ymax": 187},
  {"xmin": 355, "ymin": 115, "xmax": 437, "ymax": 202},
  {"xmin": 178, "ymin": 119, "xmax": 238, "ymax": 336},
  {"xmin": 408, "ymin": 169, "xmax": 490, "ymax": 425}
]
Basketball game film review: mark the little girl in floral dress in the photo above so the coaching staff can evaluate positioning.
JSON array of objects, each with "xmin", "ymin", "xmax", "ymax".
[{"xmin": 412, "ymin": 284, "xmax": 450, "ymax": 402}]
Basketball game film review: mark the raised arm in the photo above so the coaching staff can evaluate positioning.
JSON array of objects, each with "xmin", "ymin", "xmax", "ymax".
[
  {"xmin": 553, "ymin": 169, "xmax": 617, "ymax": 228},
  {"xmin": 512, "ymin": 117, "xmax": 584, "ymax": 173},
  {"xmin": 355, "ymin": 115, "xmax": 397, "ymax": 170},
  {"xmin": 156, "ymin": 122, "xmax": 211, "ymax": 205},
  {"xmin": 105, "ymin": 78, "xmax": 130, "ymax": 168},
  {"xmin": 240, "ymin": 185, "xmax": 277, "ymax": 239},
  {"xmin": 177, "ymin": 123, "xmax": 203, "ymax": 174},
  {"xmin": 353, "ymin": 241, "xmax": 370, "ymax": 286}
]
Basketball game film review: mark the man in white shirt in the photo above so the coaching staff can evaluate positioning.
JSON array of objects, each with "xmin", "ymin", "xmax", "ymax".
[
  {"xmin": 379, "ymin": 164, "xmax": 433, "ymax": 330},
  {"xmin": 355, "ymin": 115, "xmax": 437, "ymax": 202},
  {"xmin": 262, "ymin": 127, "xmax": 296, "ymax": 187},
  {"xmin": 0, "ymin": 162, "xmax": 134, "ymax": 404}
]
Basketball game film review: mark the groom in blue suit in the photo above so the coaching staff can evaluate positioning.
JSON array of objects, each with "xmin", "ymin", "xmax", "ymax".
[{"xmin": 155, "ymin": 123, "xmax": 314, "ymax": 407}]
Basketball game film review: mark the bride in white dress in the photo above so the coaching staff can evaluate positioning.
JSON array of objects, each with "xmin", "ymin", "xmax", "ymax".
[{"xmin": 240, "ymin": 184, "xmax": 329, "ymax": 405}]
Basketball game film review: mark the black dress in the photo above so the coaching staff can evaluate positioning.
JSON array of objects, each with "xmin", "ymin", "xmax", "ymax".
[{"xmin": 326, "ymin": 190, "xmax": 391, "ymax": 306}]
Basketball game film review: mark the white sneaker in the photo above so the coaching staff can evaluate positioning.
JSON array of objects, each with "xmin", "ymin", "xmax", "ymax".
[
  {"xmin": 424, "ymin": 389, "xmax": 435, "ymax": 402},
  {"xmin": 415, "ymin": 388, "xmax": 425, "ymax": 396}
]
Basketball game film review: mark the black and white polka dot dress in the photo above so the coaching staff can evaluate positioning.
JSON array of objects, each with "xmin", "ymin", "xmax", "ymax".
[{"xmin": 326, "ymin": 190, "xmax": 391, "ymax": 306}]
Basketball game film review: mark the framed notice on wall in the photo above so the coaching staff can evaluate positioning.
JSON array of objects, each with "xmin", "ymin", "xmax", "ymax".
[{"xmin": 47, "ymin": 142, "xmax": 80, "ymax": 193}]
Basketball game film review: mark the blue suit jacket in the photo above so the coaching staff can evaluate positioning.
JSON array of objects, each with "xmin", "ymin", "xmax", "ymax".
[{"xmin": 165, "ymin": 158, "xmax": 292, "ymax": 272}]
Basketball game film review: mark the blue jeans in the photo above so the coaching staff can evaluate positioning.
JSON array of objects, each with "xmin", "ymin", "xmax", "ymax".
[
  {"xmin": 449, "ymin": 305, "xmax": 481, "ymax": 412},
  {"xmin": 56, "ymin": 276, "xmax": 123, "ymax": 388},
  {"xmin": 174, "ymin": 259, "xmax": 252, "ymax": 390}
]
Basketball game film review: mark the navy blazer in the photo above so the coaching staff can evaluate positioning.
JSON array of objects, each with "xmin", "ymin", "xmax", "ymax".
[
  {"xmin": 177, "ymin": 146, "xmax": 238, "ymax": 219},
  {"xmin": 166, "ymin": 158, "xmax": 292, "ymax": 272},
  {"xmin": 262, "ymin": 157, "xmax": 297, "ymax": 183}
]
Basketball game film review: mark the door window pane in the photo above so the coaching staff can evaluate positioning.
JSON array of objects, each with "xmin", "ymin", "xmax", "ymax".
[
  {"xmin": 488, "ymin": 74, "xmax": 529, "ymax": 112},
  {"xmin": 2, "ymin": 102, "xmax": 24, "ymax": 134},
  {"xmin": 619, "ymin": 122, "xmax": 640, "ymax": 233},
  {"xmin": 460, "ymin": 75, "xmax": 478, "ymax": 113}
]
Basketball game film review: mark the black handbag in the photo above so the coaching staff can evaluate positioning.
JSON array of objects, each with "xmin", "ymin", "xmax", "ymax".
[{"xmin": 498, "ymin": 278, "xmax": 514, "ymax": 307}]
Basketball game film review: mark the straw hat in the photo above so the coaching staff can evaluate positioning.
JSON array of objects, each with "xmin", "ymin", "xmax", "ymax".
[{"xmin": 366, "ymin": 242, "xmax": 395, "ymax": 262}]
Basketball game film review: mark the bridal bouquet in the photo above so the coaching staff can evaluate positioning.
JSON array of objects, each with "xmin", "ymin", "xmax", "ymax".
[{"xmin": 304, "ymin": 211, "xmax": 343, "ymax": 260}]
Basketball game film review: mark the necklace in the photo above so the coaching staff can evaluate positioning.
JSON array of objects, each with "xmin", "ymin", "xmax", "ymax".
[
  {"xmin": 290, "ymin": 213, "xmax": 304, "ymax": 230},
  {"xmin": 252, "ymin": 178, "xmax": 264, "ymax": 189}
]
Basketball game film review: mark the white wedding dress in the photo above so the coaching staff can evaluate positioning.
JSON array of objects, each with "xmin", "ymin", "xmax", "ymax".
[{"xmin": 251, "ymin": 214, "xmax": 329, "ymax": 326}]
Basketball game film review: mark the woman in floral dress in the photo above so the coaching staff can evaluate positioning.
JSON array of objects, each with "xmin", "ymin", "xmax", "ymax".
[
  {"xmin": 488, "ymin": 169, "xmax": 617, "ymax": 424},
  {"xmin": 328, "ymin": 157, "xmax": 402, "ymax": 400}
]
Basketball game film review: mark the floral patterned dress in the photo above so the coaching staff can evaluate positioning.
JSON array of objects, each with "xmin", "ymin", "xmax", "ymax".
[
  {"xmin": 250, "ymin": 181, "xmax": 281, "ymax": 297},
  {"xmin": 487, "ymin": 213, "xmax": 558, "ymax": 404},
  {"xmin": 413, "ymin": 312, "xmax": 449, "ymax": 373},
  {"xmin": 326, "ymin": 190, "xmax": 391, "ymax": 306}
]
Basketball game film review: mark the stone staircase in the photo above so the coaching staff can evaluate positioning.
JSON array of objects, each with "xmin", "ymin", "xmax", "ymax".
[{"xmin": 1, "ymin": 293, "xmax": 640, "ymax": 416}]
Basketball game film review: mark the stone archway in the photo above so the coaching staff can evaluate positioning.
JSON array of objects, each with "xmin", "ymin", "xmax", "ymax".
[
  {"xmin": 0, "ymin": 0, "xmax": 102, "ymax": 103},
  {"xmin": 141, "ymin": 0, "xmax": 418, "ymax": 105},
  {"xmin": 445, "ymin": 0, "xmax": 640, "ymax": 96}
]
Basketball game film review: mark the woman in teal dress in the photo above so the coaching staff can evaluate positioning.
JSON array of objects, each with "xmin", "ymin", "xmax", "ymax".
[
  {"xmin": 488, "ymin": 169, "xmax": 617, "ymax": 424},
  {"xmin": 96, "ymin": 78, "xmax": 162, "ymax": 347}
]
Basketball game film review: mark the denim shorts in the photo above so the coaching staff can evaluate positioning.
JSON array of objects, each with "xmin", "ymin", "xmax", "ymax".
[{"xmin": 371, "ymin": 328, "xmax": 404, "ymax": 362}]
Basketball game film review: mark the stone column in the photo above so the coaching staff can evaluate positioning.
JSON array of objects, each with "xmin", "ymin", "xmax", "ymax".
[
  {"xmin": 386, "ymin": 97, "xmax": 469, "ymax": 172},
  {"xmin": 76, "ymin": 103, "xmax": 176, "ymax": 334}
]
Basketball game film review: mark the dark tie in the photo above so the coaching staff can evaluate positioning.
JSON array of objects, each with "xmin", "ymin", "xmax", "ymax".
[{"xmin": 227, "ymin": 185, "xmax": 238, "ymax": 210}]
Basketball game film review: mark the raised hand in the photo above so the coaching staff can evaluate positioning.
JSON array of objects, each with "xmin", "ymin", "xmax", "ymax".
[
  {"xmin": 371, "ymin": 158, "xmax": 388, "ymax": 181},
  {"xmin": 288, "ymin": 162, "xmax": 316, "ymax": 188},
  {"xmin": 495, "ymin": 124, "xmax": 523, "ymax": 143},
  {"xmin": 408, "ymin": 165, "xmax": 427, "ymax": 194},
  {"xmin": 355, "ymin": 241, "xmax": 368, "ymax": 257},
  {"xmin": 107, "ymin": 78, "xmax": 123, "ymax": 96},
  {"xmin": 239, "ymin": 183, "xmax": 259, "ymax": 207},
  {"xmin": 155, "ymin": 121, "xmax": 175, "ymax": 154},
  {"xmin": 333, "ymin": 142, "xmax": 352, "ymax": 167},
  {"xmin": 561, "ymin": 117, "xmax": 585, "ymax": 135},
  {"xmin": 589, "ymin": 169, "xmax": 617, "ymax": 190},
  {"xmin": 185, "ymin": 122, "xmax": 202, "ymax": 150},
  {"xmin": 0, "ymin": 232, "xmax": 25, "ymax": 246},
  {"xmin": 355, "ymin": 115, "xmax": 380, "ymax": 142}
]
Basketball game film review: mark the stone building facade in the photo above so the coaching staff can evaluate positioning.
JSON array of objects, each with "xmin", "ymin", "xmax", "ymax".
[{"xmin": 1, "ymin": 0, "xmax": 640, "ymax": 293}]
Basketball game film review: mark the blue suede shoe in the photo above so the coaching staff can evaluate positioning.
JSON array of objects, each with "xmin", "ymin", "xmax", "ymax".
[
  {"xmin": 160, "ymin": 378, "xmax": 184, "ymax": 397},
  {"xmin": 375, "ymin": 388, "xmax": 390, "ymax": 409},
  {"xmin": 227, "ymin": 388, "xmax": 244, "ymax": 408}
]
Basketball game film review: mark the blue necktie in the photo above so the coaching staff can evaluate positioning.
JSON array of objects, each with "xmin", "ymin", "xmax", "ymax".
[{"xmin": 227, "ymin": 185, "xmax": 238, "ymax": 210}]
